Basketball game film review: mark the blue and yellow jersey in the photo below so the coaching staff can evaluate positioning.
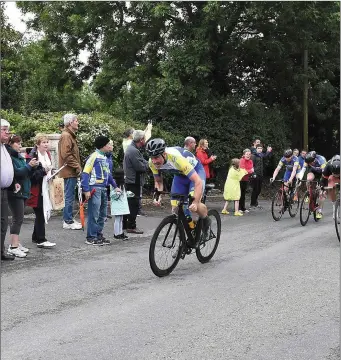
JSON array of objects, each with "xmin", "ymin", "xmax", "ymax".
[
  {"xmin": 303, "ymin": 154, "xmax": 327, "ymax": 170},
  {"xmin": 278, "ymin": 156, "xmax": 299, "ymax": 171},
  {"xmin": 81, "ymin": 150, "xmax": 116, "ymax": 192},
  {"xmin": 149, "ymin": 147, "xmax": 197, "ymax": 178}
]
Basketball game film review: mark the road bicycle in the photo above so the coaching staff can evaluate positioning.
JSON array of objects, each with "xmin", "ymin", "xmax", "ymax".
[
  {"xmin": 299, "ymin": 180, "xmax": 322, "ymax": 226},
  {"xmin": 149, "ymin": 184, "xmax": 221, "ymax": 277},
  {"xmin": 271, "ymin": 180, "xmax": 300, "ymax": 221}
]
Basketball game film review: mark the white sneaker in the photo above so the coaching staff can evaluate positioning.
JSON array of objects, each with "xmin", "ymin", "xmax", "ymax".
[
  {"xmin": 73, "ymin": 219, "xmax": 82, "ymax": 226},
  {"xmin": 63, "ymin": 221, "xmax": 82, "ymax": 230},
  {"xmin": 18, "ymin": 244, "xmax": 29, "ymax": 253},
  {"xmin": 7, "ymin": 246, "xmax": 27, "ymax": 258},
  {"xmin": 37, "ymin": 241, "xmax": 56, "ymax": 248}
]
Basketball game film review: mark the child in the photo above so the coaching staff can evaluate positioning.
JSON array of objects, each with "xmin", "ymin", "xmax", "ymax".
[
  {"xmin": 111, "ymin": 168, "xmax": 129, "ymax": 240},
  {"xmin": 81, "ymin": 136, "xmax": 119, "ymax": 245},
  {"xmin": 222, "ymin": 158, "xmax": 248, "ymax": 216}
]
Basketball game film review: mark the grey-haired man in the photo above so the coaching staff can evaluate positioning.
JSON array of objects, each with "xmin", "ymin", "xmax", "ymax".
[
  {"xmin": 123, "ymin": 130, "xmax": 149, "ymax": 234},
  {"xmin": 58, "ymin": 113, "xmax": 82, "ymax": 230}
]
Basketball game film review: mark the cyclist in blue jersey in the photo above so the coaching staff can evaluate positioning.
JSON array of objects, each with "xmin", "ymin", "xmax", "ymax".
[
  {"xmin": 297, "ymin": 151, "xmax": 327, "ymax": 219},
  {"xmin": 270, "ymin": 149, "xmax": 299, "ymax": 186}
]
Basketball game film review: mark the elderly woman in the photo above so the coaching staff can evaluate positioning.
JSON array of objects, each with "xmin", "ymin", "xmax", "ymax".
[
  {"xmin": 6, "ymin": 135, "xmax": 38, "ymax": 257},
  {"xmin": 196, "ymin": 139, "xmax": 217, "ymax": 180},
  {"xmin": 26, "ymin": 134, "xmax": 56, "ymax": 248}
]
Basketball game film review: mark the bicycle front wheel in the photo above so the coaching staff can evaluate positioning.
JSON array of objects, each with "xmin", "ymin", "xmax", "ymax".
[
  {"xmin": 271, "ymin": 189, "xmax": 284, "ymax": 221},
  {"xmin": 335, "ymin": 198, "xmax": 340, "ymax": 242},
  {"xmin": 196, "ymin": 209, "xmax": 221, "ymax": 263},
  {"xmin": 149, "ymin": 215, "xmax": 185, "ymax": 277},
  {"xmin": 300, "ymin": 191, "xmax": 311, "ymax": 226},
  {"xmin": 288, "ymin": 190, "xmax": 300, "ymax": 218}
]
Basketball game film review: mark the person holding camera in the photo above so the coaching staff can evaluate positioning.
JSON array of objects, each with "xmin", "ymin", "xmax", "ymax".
[
  {"xmin": 196, "ymin": 139, "xmax": 217, "ymax": 180},
  {"xmin": 6, "ymin": 135, "xmax": 38, "ymax": 257}
]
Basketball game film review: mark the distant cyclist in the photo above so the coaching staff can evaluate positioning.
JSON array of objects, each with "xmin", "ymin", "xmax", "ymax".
[
  {"xmin": 297, "ymin": 151, "xmax": 327, "ymax": 219},
  {"xmin": 146, "ymin": 138, "xmax": 210, "ymax": 246},
  {"xmin": 321, "ymin": 155, "xmax": 340, "ymax": 219}
]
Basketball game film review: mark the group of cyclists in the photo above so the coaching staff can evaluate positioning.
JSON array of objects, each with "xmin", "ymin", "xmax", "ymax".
[{"xmin": 270, "ymin": 149, "xmax": 340, "ymax": 220}]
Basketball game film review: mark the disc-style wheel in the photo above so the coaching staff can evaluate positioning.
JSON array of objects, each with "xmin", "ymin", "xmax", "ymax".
[
  {"xmin": 288, "ymin": 190, "xmax": 300, "ymax": 218},
  {"xmin": 149, "ymin": 215, "xmax": 185, "ymax": 277},
  {"xmin": 196, "ymin": 209, "xmax": 221, "ymax": 263},
  {"xmin": 300, "ymin": 191, "xmax": 311, "ymax": 226},
  {"xmin": 271, "ymin": 190, "xmax": 284, "ymax": 221}
]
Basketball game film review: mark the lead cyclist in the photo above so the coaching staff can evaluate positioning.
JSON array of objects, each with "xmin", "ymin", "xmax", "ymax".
[{"xmin": 146, "ymin": 138, "xmax": 211, "ymax": 246}]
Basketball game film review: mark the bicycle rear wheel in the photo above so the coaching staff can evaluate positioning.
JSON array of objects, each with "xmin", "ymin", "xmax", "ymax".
[
  {"xmin": 288, "ymin": 189, "xmax": 300, "ymax": 218},
  {"xmin": 300, "ymin": 191, "xmax": 311, "ymax": 226},
  {"xmin": 335, "ymin": 198, "xmax": 340, "ymax": 242},
  {"xmin": 196, "ymin": 209, "xmax": 221, "ymax": 263},
  {"xmin": 149, "ymin": 215, "xmax": 185, "ymax": 277},
  {"xmin": 271, "ymin": 189, "xmax": 284, "ymax": 221}
]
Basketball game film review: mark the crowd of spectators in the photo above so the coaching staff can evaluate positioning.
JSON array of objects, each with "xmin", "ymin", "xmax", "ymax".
[{"xmin": 1, "ymin": 113, "xmax": 313, "ymax": 258}]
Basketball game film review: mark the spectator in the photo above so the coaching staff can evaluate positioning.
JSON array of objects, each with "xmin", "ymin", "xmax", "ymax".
[
  {"xmin": 105, "ymin": 140, "xmax": 114, "ymax": 220},
  {"xmin": 250, "ymin": 138, "xmax": 262, "ymax": 155},
  {"xmin": 111, "ymin": 168, "xmax": 129, "ymax": 240},
  {"xmin": 26, "ymin": 134, "xmax": 56, "ymax": 248},
  {"xmin": 81, "ymin": 136, "xmax": 119, "ymax": 245},
  {"xmin": 6, "ymin": 135, "xmax": 38, "ymax": 257},
  {"xmin": 239, "ymin": 149, "xmax": 254, "ymax": 213},
  {"xmin": 196, "ymin": 139, "xmax": 217, "ymax": 180},
  {"xmin": 184, "ymin": 136, "xmax": 197, "ymax": 154},
  {"xmin": 123, "ymin": 130, "xmax": 149, "ymax": 234},
  {"xmin": 250, "ymin": 143, "xmax": 272, "ymax": 209},
  {"xmin": 122, "ymin": 128, "xmax": 134, "ymax": 154},
  {"xmin": 293, "ymin": 148, "xmax": 299, "ymax": 157},
  {"xmin": 221, "ymin": 159, "xmax": 247, "ymax": 216},
  {"xmin": 1, "ymin": 119, "xmax": 15, "ymax": 260},
  {"xmin": 298, "ymin": 149, "xmax": 307, "ymax": 172},
  {"xmin": 58, "ymin": 113, "xmax": 82, "ymax": 230}
]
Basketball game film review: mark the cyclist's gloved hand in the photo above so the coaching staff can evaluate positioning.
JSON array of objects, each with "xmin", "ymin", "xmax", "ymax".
[{"xmin": 189, "ymin": 201, "xmax": 199, "ymax": 213}]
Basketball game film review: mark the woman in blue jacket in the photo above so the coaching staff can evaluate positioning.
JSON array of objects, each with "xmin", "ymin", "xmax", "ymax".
[{"xmin": 5, "ymin": 135, "xmax": 38, "ymax": 258}]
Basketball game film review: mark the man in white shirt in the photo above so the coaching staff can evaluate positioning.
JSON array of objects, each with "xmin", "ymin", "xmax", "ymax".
[{"xmin": 1, "ymin": 119, "xmax": 15, "ymax": 260}]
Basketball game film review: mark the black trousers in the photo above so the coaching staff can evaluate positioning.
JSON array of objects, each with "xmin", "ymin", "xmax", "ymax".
[
  {"xmin": 124, "ymin": 184, "xmax": 141, "ymax": 230},
  {"xmin": 32, "ymin": 207, "xmax": 46, "ymax": 243},
  {"xmin": 1, "ymin": 189, "xmax": 9, "ymax": 255},
  {"xmin": 250, "ymin": 176, "xmax": 263, "ymax": 207},
  {"xmin": 239, "ymin": 181, "xmax": 248, "ymax": 211}
]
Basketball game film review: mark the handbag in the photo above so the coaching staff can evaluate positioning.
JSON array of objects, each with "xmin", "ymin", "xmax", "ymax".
[{"xmin": 49, "ymin": 176, "xmax": 65, "ymax": 210}]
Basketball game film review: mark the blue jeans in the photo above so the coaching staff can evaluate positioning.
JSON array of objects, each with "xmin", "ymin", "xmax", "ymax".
[
  {"xmin": 63, "ymin": 177, "xmax": 77, "ymax": 223},
  {"xmin": 87, "ymin": 186, "xmax": 107, "ymax": 240}
]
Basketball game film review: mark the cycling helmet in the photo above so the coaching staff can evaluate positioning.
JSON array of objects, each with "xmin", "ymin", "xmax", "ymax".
[
  {"xmin": 283, "ymin": 149, "xmax": 293, "ymax": 158},
  {"xmin": 331, "ymin": 155, "xmax": 340, "ymax": 175},
  {"xmin": 305, "ymin": 151, "xmax": 316, "ymax": 164},
  {"xmin": 146, "ymin": 138, "xmax": 166, "ymax": 157}
]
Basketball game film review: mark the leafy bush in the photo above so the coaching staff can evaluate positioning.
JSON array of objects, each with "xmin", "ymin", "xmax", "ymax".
[{"xmin": 0, "ymin": 110, "xmax": 183, "ymax": 168}]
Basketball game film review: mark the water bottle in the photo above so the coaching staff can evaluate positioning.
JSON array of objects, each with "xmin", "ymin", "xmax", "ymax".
[{"xmin": 186, "ymin": 216, "xmax": 195, "ymax": 229}]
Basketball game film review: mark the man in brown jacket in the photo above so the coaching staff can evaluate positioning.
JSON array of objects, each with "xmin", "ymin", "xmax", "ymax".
[{"xmin": 58, "ymin": 114, "xmax": 82, "ymax": 230}]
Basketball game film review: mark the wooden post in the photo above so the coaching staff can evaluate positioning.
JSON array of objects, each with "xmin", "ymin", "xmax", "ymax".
[{"xmin": 303, "ymin": 49, "xmax": 308, "ymax": 151}]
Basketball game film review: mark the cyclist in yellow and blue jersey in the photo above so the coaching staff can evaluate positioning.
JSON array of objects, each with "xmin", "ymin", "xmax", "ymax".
[
  {"xmin": 270, "ymin": 149, "xmax": 299, "ymax": 186},
  {"xmin": 297, "ymin": 151, "xmax": 327, "ymax": 219},
  {"xmin": 146, "ymin": 138, "xmax": 210, "ymax": 246}
]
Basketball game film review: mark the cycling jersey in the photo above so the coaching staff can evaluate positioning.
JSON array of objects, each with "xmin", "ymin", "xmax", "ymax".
[
  {"xmin": 298, "ymin": 154, "xmax": 326, "ymax": 180},
  {"xmin": 277, "ymin": 156, "xmax": 299, "ymax": 182},
  {"xmin": 278, "ymin": 156, "xmax": 299, "ymax": 171},
  {"xmin": 321, "ymin": 156, "xmax": 340, "ymax": 186},
  {"xmin": 149, "ymin": 147, "xmax": 198, "ymax": 178}
]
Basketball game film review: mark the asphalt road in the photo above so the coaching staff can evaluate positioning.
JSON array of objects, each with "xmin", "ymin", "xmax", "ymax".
[{"xmin": 1, "ymin": 198, "xmax": 339, "ymax": 360}]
